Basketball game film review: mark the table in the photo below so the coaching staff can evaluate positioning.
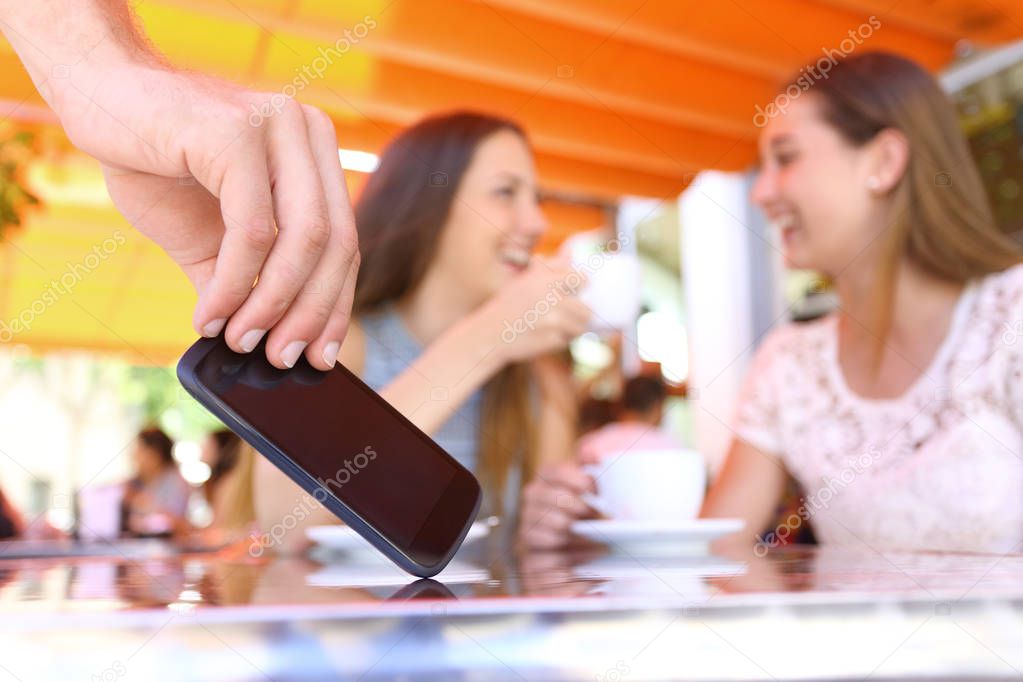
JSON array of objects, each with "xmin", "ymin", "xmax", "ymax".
[{"xmin": 2, "ymin": 532, "xmax": 1023, "ymax": 681}]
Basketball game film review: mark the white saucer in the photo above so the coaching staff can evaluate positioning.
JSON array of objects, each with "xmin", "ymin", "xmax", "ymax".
[
  {"xmin": 305, "ymin": 518, "xmax": 495, "ymax": 555},
  {"xmin": 570, "ymin": 518, "xmax": 745, "ymax": 554}
]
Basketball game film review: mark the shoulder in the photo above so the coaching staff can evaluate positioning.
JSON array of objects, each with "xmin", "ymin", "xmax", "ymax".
[
  {"xmin": 974, "ymin": 263, "xmax": 1023, "ymax": 311},
  {"xmin": 751, "ymin": 316, "xmax": 832, "ymax": 370},
  {"xmin": 967, "ymin": 263, "xmax": 1023, "ymax": 343}
]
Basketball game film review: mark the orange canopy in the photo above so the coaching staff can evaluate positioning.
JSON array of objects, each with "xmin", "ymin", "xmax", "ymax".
[{"xmin": 0, "ymin": 0, "xmax": 1018, "ymax": 362}]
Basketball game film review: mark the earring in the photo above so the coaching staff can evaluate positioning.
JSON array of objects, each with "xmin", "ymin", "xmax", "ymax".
[{"xmin": 866, "ymin": 176, "xmax": 882, "ymax": 192}]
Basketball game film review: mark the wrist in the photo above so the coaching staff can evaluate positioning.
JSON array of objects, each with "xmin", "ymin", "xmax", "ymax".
[
  {"xmin": 2, "ymin": 2, "xmax": 162, "ymax": 118},
  {"xmin": 456, "ymin": 302, "xmax": 512, "ymax": 374}
]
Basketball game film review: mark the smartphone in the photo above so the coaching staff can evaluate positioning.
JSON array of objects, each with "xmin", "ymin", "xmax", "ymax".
[{"xmin": 177, "ymin": 335, "xmax": 481, "ymax": 577}]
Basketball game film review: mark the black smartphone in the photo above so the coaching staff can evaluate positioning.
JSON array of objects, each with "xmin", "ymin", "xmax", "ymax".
[{"xmin": 176, "ymin": 335, "xmax": 481, "ymax": 577}]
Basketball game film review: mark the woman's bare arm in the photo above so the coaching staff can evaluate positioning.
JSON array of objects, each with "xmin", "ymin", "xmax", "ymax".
[{"xmin": 701, "ymin": 439, "xmax": 789, "ymax": 551}]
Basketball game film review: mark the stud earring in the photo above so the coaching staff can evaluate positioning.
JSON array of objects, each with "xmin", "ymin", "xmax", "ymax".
[{"xmin": 866, "ymin": 176, "xmax": 882, "ymax": 192}]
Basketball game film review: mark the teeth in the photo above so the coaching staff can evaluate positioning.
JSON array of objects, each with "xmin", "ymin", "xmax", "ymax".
[
  {"xmin": 773, "ymin": 215, "xmax": 795, "ymax": 231},
  {"xmin": 500, "ymin": 248, "xmax": 531, "ymax": 267}
]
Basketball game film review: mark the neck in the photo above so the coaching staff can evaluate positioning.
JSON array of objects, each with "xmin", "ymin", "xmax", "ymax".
[
  {"xmin": 834, "ymin": 257, "xmax": 964, "ymax": 346},
  {"xmin": 395, "ymin": 267, "xmax": 482, "ymax": 345}
]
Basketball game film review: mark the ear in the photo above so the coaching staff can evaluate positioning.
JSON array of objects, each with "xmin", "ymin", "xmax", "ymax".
[{"xmin": 864, "ymin": 128, "xmax": 910, "ymax": 195}]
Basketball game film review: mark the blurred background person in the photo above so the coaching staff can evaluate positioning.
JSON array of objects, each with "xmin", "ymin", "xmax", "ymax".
[
  {"xmin": 520, "ymin": 51, "xmax": 1023, "ymax": 554},
  {"xmin": 208, "ymin": 442, "xmax": 258, "ymax": 539},
  {"xmin": 121, "ymin": 428, "xmax": 192, "ymax": 538},
  {"xmin": 198, "ymin": 429, "xmax": 257, "ymax": 539},
  {"xmin": 201, "ymin": 430, "xmax": 242, "ymax": 507},
  {"xmin": 254, "ymin": 111, "xmax": 591, "ymax": 552},
  {"xmin": 0, "ymin": 482, "xmax": 63, "ymax": 541},
  {"xmin": 577, "ymin": 375, "xmax": 683, "ymax": 466}
]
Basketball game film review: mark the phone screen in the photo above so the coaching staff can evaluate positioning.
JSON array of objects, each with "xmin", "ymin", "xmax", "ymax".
[{"xmin": 192, "ymin": 341, "xmax": 479, "ymax": 566}]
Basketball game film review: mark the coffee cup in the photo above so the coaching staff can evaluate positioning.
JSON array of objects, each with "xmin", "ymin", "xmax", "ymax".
[{"xmin": 582, "ymin": 448, "xmax": 706, "ymax": 521}]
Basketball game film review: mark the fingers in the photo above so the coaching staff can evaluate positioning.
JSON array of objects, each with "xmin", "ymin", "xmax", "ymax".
[
  {"xmin": 538, "ymin": 462, "xmax": 597, "ymax": 497},
  {"xmin": 263, "ymin": 105, "xmax": 359, "ymax": 370},
  {"xmin": 518, "ymin": 464, "xmax": 597, "ymax": 549},
  {"xmin": 555, "ymin": 297, "xmax": 591, "ymax": 336},
  {"xmin": 316, "ymin": 252, "xmax": 359, "ymax": 369},
  {"xmin": 193, "ymin": 139, "xmax": 275, "ymax": 339},
  {"xmin": 217, "ymin": 103, "xmax": 342, "ymax": 368}
]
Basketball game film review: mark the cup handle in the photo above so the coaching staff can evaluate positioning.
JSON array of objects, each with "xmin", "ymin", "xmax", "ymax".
[{"xmin": 581, "ymin": 491, "xmax": 612, "ymax": 518}]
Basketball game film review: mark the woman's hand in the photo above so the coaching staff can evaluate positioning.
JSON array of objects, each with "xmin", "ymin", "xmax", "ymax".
[
  {"xmin": 479, "ymin": 257, "xmax": 591, "ymax": 364},
  {"xmin": 518, "ymin": 461, "xmax": 598, "ymax": 550}
]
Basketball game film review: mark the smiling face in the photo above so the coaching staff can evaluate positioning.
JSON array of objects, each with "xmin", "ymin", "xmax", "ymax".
[
  {"xmin": 751, "ymin": 94, "xmax": 889, "ymax": 275},
  {"xmin": 428, "ymin": 129, "xmax": 548, "ymax": 306}
]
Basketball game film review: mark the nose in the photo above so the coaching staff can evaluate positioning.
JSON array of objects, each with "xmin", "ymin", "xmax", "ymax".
[
  {"xmin": 521, "ymin": 196, "xmax": 549, "ymax": 238},
  {"xmin": 750, "ymin": 165, "xmax": 776, "ymax": 209}
]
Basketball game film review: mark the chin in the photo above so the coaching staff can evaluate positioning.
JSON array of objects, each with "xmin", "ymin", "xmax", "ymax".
[{"xmin": 782, "ymin": 250, "xmax": 816, "ymax": 271}]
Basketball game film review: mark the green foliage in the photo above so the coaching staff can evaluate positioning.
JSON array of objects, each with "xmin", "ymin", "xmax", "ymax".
[
  {"xmin": 0, "ymin": 129, "xmax": 41, "ymax": 240},
  {"xmin": 120, "ymin": 364, "xmax": 224, "ymax": 440}
]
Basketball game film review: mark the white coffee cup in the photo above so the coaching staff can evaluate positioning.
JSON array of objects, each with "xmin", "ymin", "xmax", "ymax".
[
  {"xmin": 577, "ymin": 253, "xmax": 641, "ymax": 332},
  {"xmin": 583, "ymin": 448, "xmax": 706, "ymax": 521}
]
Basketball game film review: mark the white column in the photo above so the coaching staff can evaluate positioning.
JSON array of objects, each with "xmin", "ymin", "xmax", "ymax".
[{"xmin": 680, "ymin": 171, "xmax": 779, "ymax": 474}]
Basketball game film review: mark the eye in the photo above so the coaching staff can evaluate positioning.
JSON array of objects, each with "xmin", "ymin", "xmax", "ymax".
[
  {"xmin": 494, "ymin": 185, "xmax": 516, "ymax": 198},
  {"xmin": 775, "ymin": 150, "xmax": 798, "ymax": 167}
]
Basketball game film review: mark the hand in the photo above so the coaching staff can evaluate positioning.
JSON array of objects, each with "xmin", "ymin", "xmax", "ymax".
[
  {"xmin": 480, "ymin": 257, "xmax": 591, "ymax": 364},
  {"xmin": 518, "ymin": 461, "xmax": 598, "ymax": 550},
  {"xmin": 55, "ymin": 61, "xmax": 359, "ymax": 370},
  {"xmin": 22, "ymin": 518, "xmax": 67, "ymax": 541}
]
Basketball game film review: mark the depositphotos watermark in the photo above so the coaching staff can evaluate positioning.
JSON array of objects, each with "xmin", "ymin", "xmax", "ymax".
[
  {"xmin": 500, "ymin": 235, "xmax": 631, "ymax": 343},
  {"xmin": 249, "ymin": 446, "xmax": 377, "ymax": 557},
  {"xmin": 753, "ymin": 444, "xmax": 883, "ymax": 557},
  {"xmin": 249, "ymin": 15, "xmax": 378, "ymax": 127},
  {"xmin": 0, "ymin": 230, "xmax": 126, "ymax": 343},
  {"xmin": 753, "ymin": 16, "xmax": 881, "ymax": 128}
]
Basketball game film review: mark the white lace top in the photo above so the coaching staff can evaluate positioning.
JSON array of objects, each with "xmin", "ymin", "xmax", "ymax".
[{"xmin": 735, "ymin": 264, "xmax": 1023, "ymax": 553}]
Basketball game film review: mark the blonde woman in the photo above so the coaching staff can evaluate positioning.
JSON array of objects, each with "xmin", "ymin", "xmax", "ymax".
[{"xmin": 524, "ymin": 52, "xmax": 1023, "ymax": 554}]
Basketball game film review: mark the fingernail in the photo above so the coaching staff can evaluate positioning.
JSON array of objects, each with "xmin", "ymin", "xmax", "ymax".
[
  {"xmin": 239, "ymin": 329, "xmax": 266, "ymax": 353},
  {"xmin": 201, "ymin": 318, "xmax": 226, "ymax": 338},
  {"xmin": 281, "ymin": 340, "xmax": 307, "ymax": 368},
  {"xmin": 322, "ymin": 341, "xmax": 340, "ymax": 369}
]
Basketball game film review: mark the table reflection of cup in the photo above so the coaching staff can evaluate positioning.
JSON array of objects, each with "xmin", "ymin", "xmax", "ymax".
[{"xmin": 583, "ymin": 449, "xmax": 707, "ymax": 521}]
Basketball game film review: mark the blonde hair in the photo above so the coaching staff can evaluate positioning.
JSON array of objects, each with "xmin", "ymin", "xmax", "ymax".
[
  {"xmin": 799, "ymin": 52, "xmax": 1023, "ymax": 362},
  {"xmin": 210, "ymin": 443, "xmax": 256, "ymax": 531}
]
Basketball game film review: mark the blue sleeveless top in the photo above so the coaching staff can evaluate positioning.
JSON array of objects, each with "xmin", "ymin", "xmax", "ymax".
[{"xmin": 359, "ymin": 307, "xmax": 516, "ymax": 515}]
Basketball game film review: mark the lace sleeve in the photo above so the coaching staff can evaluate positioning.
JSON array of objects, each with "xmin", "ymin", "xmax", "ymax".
[
  {"xmin": 732, "ymin": 327, "xmax": 792, "ymax": 458},
  {"xmin": 991, "ymin": 264, "xmax": 1023, "ymax": 431}
]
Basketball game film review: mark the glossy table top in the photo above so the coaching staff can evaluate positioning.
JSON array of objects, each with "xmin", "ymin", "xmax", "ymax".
[{"xmin": 3, "ymin": 531, "xmax": 1023, "ymax": 681}]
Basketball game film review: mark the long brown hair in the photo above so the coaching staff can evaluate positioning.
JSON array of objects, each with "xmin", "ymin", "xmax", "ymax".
[
  {"xmin": 354, "ymin": 111, "xmax": 540, "ymax": 516},
  {"xmin": 797, "ymin": 52, "xmax": 1023, "ymax": 362}
]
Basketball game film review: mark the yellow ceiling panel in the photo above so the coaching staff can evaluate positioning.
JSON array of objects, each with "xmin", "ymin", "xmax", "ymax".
[
  {"xmin": 260, "ymin": 31, "xmax": 376, "ymax": 96},
  {"xmin": 2, "ymin": 202, "xmax": 196, "ymax": 363},
  {"xmin": 135, "ymin": 3, "xmax": 264, "ymax": 79}
]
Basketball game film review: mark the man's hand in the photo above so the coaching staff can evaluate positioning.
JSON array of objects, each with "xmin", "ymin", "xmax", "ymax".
[{"xmin": 0, "ymin": 2, "xmax": 359, "ymax": 369}]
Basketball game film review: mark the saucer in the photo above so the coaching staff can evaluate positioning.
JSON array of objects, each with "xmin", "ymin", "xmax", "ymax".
[{"xmin": 570, "ymin": 518, "xmax": 745, "ymax": 554}]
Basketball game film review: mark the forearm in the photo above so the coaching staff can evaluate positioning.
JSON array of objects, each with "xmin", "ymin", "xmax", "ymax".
[
  {"xmin": 380, "ymin": 309, "xmax": 507, "ymax": 435},
  {"xmin": 532, "ymin": 359, "xmax": 579, "ymax": 469},
  {"xmin": 0, "ymin": 0, "xmax": 157, "ymax": 114}
]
